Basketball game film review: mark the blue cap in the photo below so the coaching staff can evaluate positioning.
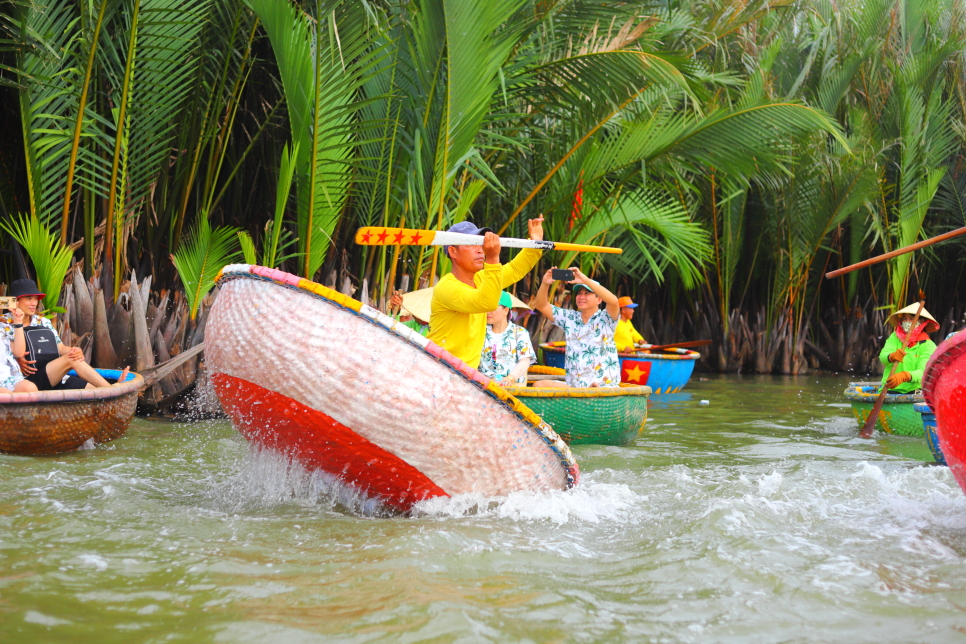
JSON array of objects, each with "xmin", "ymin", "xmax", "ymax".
[
  {"xmin": 444, "ymin": 221, "xmax": 493, "ymax": 257},
  {"xmin": 572, "ymin": 284, "xmax": 594, "ymax": 294}
]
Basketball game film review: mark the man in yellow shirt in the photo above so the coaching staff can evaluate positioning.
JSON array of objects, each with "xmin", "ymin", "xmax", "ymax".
[
  {"xmin": 614, "ymin": 296, "xmax": 645, "ymax": 352},
  {"xmin": 428, "ymin": 217, "xmax": 544, "ymax": 368}
]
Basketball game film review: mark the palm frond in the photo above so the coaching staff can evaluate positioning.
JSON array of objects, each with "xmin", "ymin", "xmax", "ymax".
[
  {"xmin": 0, "ymin": 213, "xmax": 74, "ymax": 312},
  {"xmin": 171, "ymin": 215, "xmax": 241, "ymax": 319}
]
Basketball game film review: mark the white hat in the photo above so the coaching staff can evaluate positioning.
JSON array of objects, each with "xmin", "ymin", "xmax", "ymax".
[{"xmin": 886, "ymin": 303, "xmax": 940, "ymax": 332}]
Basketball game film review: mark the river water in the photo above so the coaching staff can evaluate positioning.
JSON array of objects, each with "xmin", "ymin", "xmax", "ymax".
[{"xmin": 3, "ymin": 374, "xmax": 966, "ymax": 643}]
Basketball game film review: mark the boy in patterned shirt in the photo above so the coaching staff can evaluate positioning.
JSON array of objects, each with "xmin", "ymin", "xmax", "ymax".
[{"xmin": 532, "ymin": 267, "xmax": 620, "ymax": 388}]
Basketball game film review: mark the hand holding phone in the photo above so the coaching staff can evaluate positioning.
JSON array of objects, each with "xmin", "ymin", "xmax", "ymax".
[{"xmin": 551, "ymin": 268, "xmax": 574, "ymax": 282}]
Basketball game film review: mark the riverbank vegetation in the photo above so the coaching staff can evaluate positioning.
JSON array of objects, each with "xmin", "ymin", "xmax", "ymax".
[{"xmin": 1, "ymin": 0, "xmax": 964, "ymax": 382}]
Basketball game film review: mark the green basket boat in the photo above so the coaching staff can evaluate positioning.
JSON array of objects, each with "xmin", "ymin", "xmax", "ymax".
[
  {"xmin": 844, "ymin": 382, "xmax": 925, "ymax": 436},
  {"xmin": 503, "ymin": 367, "xmax": 651, "ymax": 446}
]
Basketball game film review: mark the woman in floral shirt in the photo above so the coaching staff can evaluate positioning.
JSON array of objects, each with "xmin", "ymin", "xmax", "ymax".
[
  {"xmin": 532, "ymin": 267, "xmax": 620, "ymax": 388},
  {"xmin": 478, "ymin": 292, "xmax": 535, "ymax": 386}
]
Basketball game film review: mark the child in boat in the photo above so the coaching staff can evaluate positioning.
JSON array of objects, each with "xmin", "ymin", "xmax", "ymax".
[
  {"xmin": 1, "ymin": 279, "xmax": 126, "ymax": 391},
  {"xmin": 880, "ymin": 303, "xmax": 939, "ymax": 393},
  {"xmin": 532, "ymin": 268, "xmax": 620, "ymax": 388},
  {"xmin": 0, "ymin": 304, "xmax": 38, "ymax": 393},
  {"xmin": 478, "ymin": 291, "xmax": 536, "ymax": 386},
  {"xmin": 614, "ymin": 296, "xmax": 645, "ymax": 352},
  {"xmin": 428, "ymin": 217, "xmax": 544, "ymax": 368}
]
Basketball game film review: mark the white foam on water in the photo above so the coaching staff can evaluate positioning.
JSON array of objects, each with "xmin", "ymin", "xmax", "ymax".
[
  {"xmin": 24, "ymin": 611, "xmax": 72, "ymax": 627},
  {"xmin": 205, "ymin": 446, "xmax": 390, "ymax": 517},
  {"xmin": 77, "ymin": 554, "xmax": 109, "ymax": 571}
]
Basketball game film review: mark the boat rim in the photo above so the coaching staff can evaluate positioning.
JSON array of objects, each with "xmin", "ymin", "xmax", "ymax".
[
  {"xmin": 539, "ymin": 341, "xmax": 700, "ymax": 360},
  {"xmin": 0, "ymin": 369, "xmax": 142, "ymax": 405},
  {"xmin": 844, "ymin": 382, "xmax": 924, "ymax": 404}
]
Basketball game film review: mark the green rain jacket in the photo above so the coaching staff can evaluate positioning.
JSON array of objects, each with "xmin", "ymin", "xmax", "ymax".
[{"xmin": 878, "ymin": 332, "xmax": 937, "ymax": 393}]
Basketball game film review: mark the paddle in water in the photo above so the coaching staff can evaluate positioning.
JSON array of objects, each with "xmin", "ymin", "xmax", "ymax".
[
  {"xmin": 861, "ymin": 300, "xmax": 925, "ymax": 438},
  {"xmin": 355, "ymin": 226, "xmax": 622, "ymax": 254}
]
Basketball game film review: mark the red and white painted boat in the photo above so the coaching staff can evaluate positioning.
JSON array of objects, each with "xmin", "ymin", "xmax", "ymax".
[
  {"xmin": 923, "ymin": 330, "xmax": 966, "ymax": 492},
  {"xmin": 206, "ymin": 265, "xmax": 579, "ymax": 512}
]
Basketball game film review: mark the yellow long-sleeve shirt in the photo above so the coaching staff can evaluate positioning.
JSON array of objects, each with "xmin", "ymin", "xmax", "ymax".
[
  {"xmin": 614, "ymin": 318, "xmax": 645, "ymax": 352},
  {"xmin": 428, "ymin": 248, "xmax": 541, "ymax": 368}
]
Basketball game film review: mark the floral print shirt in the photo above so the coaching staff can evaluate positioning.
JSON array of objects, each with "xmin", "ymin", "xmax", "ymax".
[
  {"xmin": 478, "ymin": 322, "xmax": 536, "ymax": 385},
  {"xmin": 551, "ymin": 306, "xmax": 620, "ymax": 387},
  {"xmin": 0, "ymin": 313, "xmax": 62, "ymax": 345}
]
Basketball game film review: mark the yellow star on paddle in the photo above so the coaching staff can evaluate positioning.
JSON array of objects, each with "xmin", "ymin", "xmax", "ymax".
[{"xmin": 625, "ymin": 365, "xmax": 646, "ymax": 383}]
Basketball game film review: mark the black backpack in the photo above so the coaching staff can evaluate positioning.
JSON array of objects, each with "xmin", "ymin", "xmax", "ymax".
[{"xmin": 23, "ymin": 326, "xmax": 60, "ymax": 363}]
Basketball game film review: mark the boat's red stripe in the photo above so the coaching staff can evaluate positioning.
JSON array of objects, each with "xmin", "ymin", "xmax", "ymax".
[{"xmin": 211, "ymin": 373, "xmax": 448, "ymax": 511}]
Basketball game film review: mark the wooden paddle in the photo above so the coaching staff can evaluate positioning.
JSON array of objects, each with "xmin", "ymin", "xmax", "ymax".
[
  {"xmin": 638, "ymin": 339, "xmax": 712, "ymax": 352},
  {"xmin": 827, "ymin": 226, "xmax": 966, "ymax": 278},
  {"xmin": 860, "ymin": 301, "xmax": 924, "ymax": 438},
  {"xmin": 355, "ymin": 226, "xmax": 622, "ymax": 254}
]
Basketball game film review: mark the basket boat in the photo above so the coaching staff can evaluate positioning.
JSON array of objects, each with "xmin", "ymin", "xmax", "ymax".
[
  {"xmin": 913, "ymin": 403, "xmax": 946, "ymax": 465},
  {"xmin": 504, "ymin": 366, "xmax": 650, "ymax": 446},
  {"xmin": 844, "ymin": 382, "xmax": 924, "ymax": 436},
  {"xmin": 0, "ymin": 369, "xmax": 142, "ymax": 456},
  {"xmin": 206, "ymin": 265, "xmax": 579, "ymax": 512},
  {"xmin": 540, "ymin": 342, "xmax": 698, "ymax": 393},
  {"xmin": 923, "ymin": 330, "xmax": 966, "ymax": 492}
]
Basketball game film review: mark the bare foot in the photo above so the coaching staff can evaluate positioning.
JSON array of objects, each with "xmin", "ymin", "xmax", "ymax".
[{"xmin": 116, "ymin": 367, "xmax": 131, "ymax": 385}]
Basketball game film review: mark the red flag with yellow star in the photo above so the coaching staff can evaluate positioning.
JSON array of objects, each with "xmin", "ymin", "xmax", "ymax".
[{"xmin": 621, "ymin": 359, "xmax": 651, "ymax": 385}]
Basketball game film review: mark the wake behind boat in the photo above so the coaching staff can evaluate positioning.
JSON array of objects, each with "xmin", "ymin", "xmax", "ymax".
[{"xmin": 206, "ymin": 265, "xmax": 579, "ymax": 512}]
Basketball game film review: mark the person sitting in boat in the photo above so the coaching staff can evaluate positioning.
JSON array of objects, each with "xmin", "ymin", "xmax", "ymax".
[
  {"xmin": 478, "ymin": 291, "xmax": 536, "ymax": 386},
  {"xmin": 532, "ymin": 268, "xmax": 620, "ymax": 388},
  {"xmin": 879, "ymin": 303, "xmax": 940, "ymax": 393},
  {"xmin": 614, "ymin": 296, "xmax": 645, "ymax": 352},
  {"xmin": 1, "ymin": 279, "xmax": 126, "ymax": 391},
  {"xmin": 428, "ymin": 216, "xmax": 544, "ymax": 368},
  {"xmin": 0, "ymin": 304, "xmax": 38, "ymax": 394}
]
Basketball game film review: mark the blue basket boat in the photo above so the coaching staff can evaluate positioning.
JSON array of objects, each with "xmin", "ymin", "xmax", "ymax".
[
  {"xmin": 913, "ymin": 402, "xmax": 947, "ymax": 465},
  {"xmin": 539, "ymin": 342, "xmax": 699, "ymax": 393}
]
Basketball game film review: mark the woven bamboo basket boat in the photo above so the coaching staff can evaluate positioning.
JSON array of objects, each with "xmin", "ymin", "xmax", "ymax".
[
  {"xmin": 923, "ymin": 330, "xmax": 966, "ymax": 492},
  {"xmin": 0, "ymin": 369, "xmax": 142, "ymax": 456},
  {"xmin": 540, "ymin": 342, "xmax": 698, "ymax": 393},
  {"xmin": 844, "ymin": 382, "xmax": 924, "ymax": 436},
  {"xmin": 502, "ymin": 366, "xmax": 650, "ymax": 446},
  {"xmin": 206, "ymin": 265, "xmax": 579, "ymax": 513}
]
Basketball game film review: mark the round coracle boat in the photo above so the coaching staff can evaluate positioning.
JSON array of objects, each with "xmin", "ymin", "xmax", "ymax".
[
  {"xmin": 540, "ymin": 342, "xmax": 698, "ymax": 393},
  {"xmin": 503, "ymin": 366, "xmax": 650, "ymax": 446},
  {"xmin": 0, "ymin": 369, "xmax": 142, "ymax": 456},
  {"xmin": 206, "ymin": 265, "xmax": 579, "ymax": 513},
  {"xmin": 844, "ymin": 382, "xmax": 924, "ymax": 436},
  {"xmin": 912, "ymin": 403, "xmax": 946, "ymax": 465},
  {"xmin": 923, "ymin": 330, "xmax": 966, "ymax": 493}
]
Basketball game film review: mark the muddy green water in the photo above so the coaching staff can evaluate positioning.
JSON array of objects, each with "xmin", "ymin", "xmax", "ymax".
[{"xmin": 3, "ymin": 374, "xmax": 966, "ymax": 643}]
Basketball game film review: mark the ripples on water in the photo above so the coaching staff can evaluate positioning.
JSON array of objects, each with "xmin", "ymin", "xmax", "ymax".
[{"xmin": 3, "ymin": 374, "xmax": 966, "ymax": 643}]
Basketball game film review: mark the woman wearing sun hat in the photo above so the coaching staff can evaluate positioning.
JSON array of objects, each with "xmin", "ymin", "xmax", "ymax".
[
  {"xmin": 614, "ymin": 296, "xmax": 645, "ymax": 352},
  {"xmin": 879, "ymin": 303, "xmax": 940, "ymax": 393}
]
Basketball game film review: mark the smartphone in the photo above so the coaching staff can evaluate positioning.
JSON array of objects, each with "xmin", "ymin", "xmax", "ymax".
[
  {"xmin": 551, "ymin": 268, "xmax": 574, "ymax": 282},
  {"xmin": 0, "ymin": 296, "xmax": 15, "ymax": 311}
]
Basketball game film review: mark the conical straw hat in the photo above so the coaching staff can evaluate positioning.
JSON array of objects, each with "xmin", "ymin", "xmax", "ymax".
[
  {"xmin": 886, "ymin": 303, "xmax": 940, "ymax": 332},
  {"xmin": 401, "ymin": 287, "xmax": 529, "ymax": 324}
]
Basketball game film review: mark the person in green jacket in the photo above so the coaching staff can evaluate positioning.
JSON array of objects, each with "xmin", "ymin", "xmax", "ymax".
[{"xmin": 879, "ymin": 303, "xmax": 940, "ymax": 393}]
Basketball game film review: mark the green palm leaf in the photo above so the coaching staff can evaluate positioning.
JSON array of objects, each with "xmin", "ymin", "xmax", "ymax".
[
  {"xmin": 0, "ymin": 213, "xmax": 74, "ymax": 312},
  {"xmin": 171, "ymin": 215, "xmax": 241, "ymax": 319}
]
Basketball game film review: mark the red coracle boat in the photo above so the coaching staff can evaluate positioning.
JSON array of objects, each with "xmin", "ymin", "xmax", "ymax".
[
  {"xmin": 922, "ymin": 330, "xmax": 966, "ymax": 492},
  {"xmin": 205, "ymin": 265, "xmax": 579, "ymax": 513}
]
